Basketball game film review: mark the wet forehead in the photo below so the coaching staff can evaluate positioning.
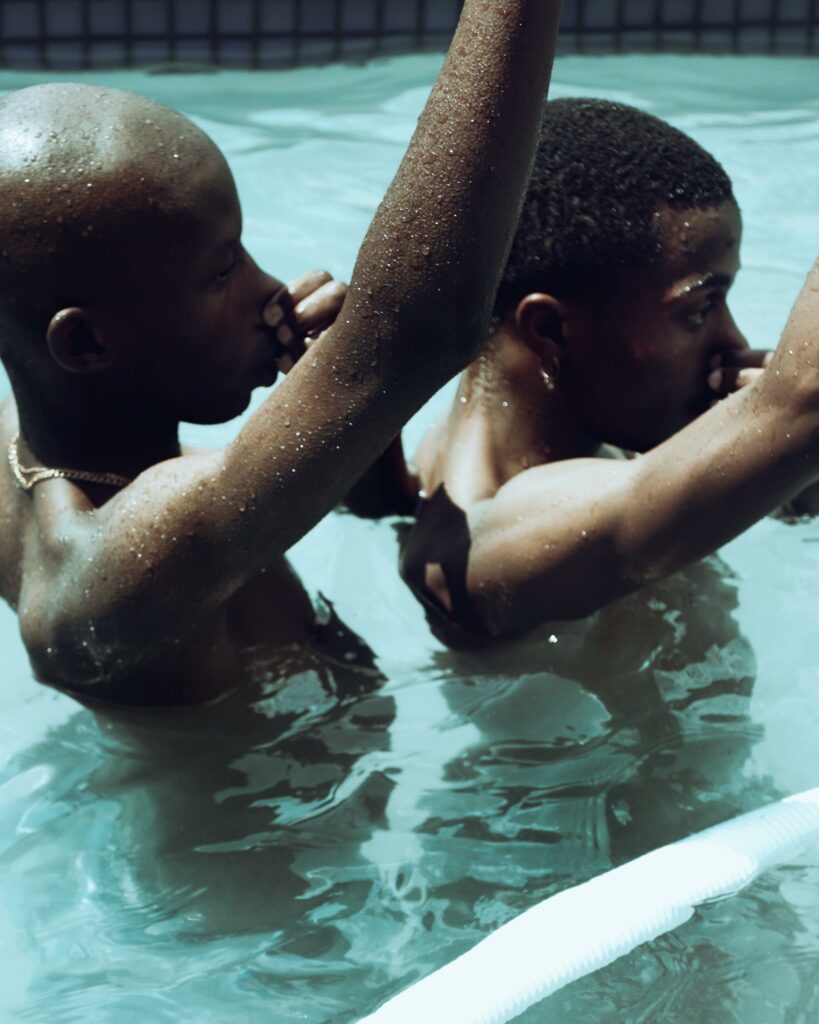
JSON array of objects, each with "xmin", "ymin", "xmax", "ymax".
[
  {"xmin": 655, "ymin": 202, "xmax": 742, "ymax": 279},
  {"xmin": 596, "ymin": 202, "xmax": 741, "ymax": 317}
]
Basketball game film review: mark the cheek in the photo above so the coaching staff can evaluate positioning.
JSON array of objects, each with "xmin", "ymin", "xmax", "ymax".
[{"xmin": 633, "ymin": 325, "xmax": 703, "ymax": 386}]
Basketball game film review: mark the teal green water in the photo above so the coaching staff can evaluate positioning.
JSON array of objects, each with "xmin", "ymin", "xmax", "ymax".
[{"xmin": 0, "ymin": 54, "xmax": 818, "ymax": 1023}]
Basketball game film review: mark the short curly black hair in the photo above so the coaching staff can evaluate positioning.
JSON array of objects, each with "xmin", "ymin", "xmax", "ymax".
[{"xmin": 494, "ymin": 98, "xmax": 735, "ymax": 315}]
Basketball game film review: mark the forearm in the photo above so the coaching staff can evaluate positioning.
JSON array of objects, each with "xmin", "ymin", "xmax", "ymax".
[
  {"xmin": 618, "ymin": 386, "xmax": 819, "ymax": 585},
  {"xmin": 346, "ymin": 0, "xmax": 563, "ymax": 380},
  {"xmin": 623, "ymin": 260, "xmax": 819, "ymax": 577},
  {"xmin": 221, "ymin": 1, "xmax": 562, "ymax": 562}
]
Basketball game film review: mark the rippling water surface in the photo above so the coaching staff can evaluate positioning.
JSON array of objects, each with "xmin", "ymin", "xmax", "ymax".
[{"xmin": 1, "ymin": 53, "xmax": 818, "ymax": 1023}]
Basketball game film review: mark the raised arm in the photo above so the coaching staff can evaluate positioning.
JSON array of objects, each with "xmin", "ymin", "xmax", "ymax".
[
  {"xmin": 30, "ymin": 1, "xmax": 564, "ymax": 681},
  {"xmin": 441, "ymin": 260, "xmax": 819, "ymax": 636},
  {"xmin": 222, "ymin": 0, "xmax": 564, "ymax": 546}
]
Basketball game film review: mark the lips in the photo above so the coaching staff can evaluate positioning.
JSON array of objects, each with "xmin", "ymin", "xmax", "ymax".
[{"xmin": 252, "ymin": 331, "xmax": 286, "ymax": 386}]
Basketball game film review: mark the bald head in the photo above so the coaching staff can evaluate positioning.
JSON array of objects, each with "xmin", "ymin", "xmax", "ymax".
[{"xmin": 0, "ymin": 83, "xmax": 227, "ymax": 327}]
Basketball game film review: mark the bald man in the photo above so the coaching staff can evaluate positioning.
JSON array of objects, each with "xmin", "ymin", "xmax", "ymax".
[{"xmin": 0, "ymin": 1, "xmax": 564, "ymax": 705}]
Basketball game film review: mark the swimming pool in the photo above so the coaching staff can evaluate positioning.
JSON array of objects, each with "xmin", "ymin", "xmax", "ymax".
[{"xmin": 0, "ymin": 52, "xmax": 818, "ymax": 1023}]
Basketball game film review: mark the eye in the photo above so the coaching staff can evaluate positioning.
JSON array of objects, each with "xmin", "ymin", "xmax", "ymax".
[
  {"xmin": 216, "ymin": 258, "xmax": 237, "ymax": 282},
  {"xmin": 215, "ymin": 245, "xmax": 241, "ymax": 283},
  {"xmin": 684, "ymin": 295, "xmax": 718, "ymax": 330}
]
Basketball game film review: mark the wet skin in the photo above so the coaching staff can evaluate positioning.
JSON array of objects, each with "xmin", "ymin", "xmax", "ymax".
[
  {"xmin": 559, "ymin": 203, "xmax": 746, "ymax": 452},
  {"xmin": 84, "ymin": 152, "xmax": 288, "ymax": 425},
  {"xmin": 0, "ymin": 152, "xmax": 321, "ymax": 704},
  {"xmin": 0, "ymin": 0, "xmax": 565, "ymax": 704},
  {"xmin": 402, "ymin": 203, "xmax": 819, "ymax": 639}
]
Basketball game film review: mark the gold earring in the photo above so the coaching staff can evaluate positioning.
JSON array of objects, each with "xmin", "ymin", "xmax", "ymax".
[{"xmin": 541, "ymin": 355, "xmax": 560, "ymax": 392}]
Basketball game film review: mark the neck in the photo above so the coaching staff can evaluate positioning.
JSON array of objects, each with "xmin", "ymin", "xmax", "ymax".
[
  {"xmin": 455, "ymin": 326, "xmax": 597, "ymax": 484},
  {"xmin": 11, "ymin": 376, "xmax": 181, "ymax": 479}
]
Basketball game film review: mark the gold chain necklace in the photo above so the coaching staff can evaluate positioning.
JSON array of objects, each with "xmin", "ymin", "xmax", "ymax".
[{"xmin": 8, "ymin": 433, "xmax": 132, "ymax": 491}]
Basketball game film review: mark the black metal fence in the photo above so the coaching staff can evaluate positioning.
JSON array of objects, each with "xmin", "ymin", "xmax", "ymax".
[{"xmin": 0, "ymin": 0, "xmax": 816, "ymax": 70}]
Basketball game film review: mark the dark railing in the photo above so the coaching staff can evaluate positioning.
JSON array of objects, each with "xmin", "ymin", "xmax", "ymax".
[{"xmin": 0, "ymin": 0, "xmax": 816, "ymax": 70}]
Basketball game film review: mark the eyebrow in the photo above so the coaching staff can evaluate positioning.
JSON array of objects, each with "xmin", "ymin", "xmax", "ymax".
[{"xmin": 671, "ymin": 273, "xmax": 734, "ymax": 300}]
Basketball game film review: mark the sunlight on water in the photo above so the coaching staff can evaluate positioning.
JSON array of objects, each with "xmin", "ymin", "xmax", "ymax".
[{"xmin": 0, "ymin": 53, "xmax": 818, "ymax": 1023}]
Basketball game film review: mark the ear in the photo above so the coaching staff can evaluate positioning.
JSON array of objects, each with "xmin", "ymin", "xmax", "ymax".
[
  {"xmin": 513, "ymin": 292, "xmax": 569, "ymax": 366},
  {"xmin": 46, "ymin": 307, "xmax": 115, "ymax": 374}
]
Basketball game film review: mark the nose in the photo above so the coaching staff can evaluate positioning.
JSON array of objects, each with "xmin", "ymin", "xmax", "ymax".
[
  {"xmin": 715, "ymin": 304, "xmax": 748, "ymax": 357},
  {"xmin": 238, "ymin": 244, "xmax": 282, "ymax": 303},
  {"xmin": 237, "ymin": 245, "xmax": 284, "ymax": 318}
]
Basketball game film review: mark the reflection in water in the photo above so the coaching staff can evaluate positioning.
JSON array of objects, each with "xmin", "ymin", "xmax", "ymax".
[
  {"xmin": 0, "ymin": 616, "xmax": 397, "ymax": 1024},
  {"xmin": 1, "ymin": 557, "xmax": 818, "ymax": 1022},
  {"xmin": 424, "ymin": 555, "xmax": 771, "ymax": 855},
  {"xmin": 367, "ymin": 555, "xmax": 818, "ymax": 1021}
]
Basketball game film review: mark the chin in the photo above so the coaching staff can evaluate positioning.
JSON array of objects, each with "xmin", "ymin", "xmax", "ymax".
[
  {"xmin": 609, "ymin": 426, "xmax": 670, "ymax": 454},
  {"xmin": 184, "ymin": 391, "xmax": 253, "ymax": 426}
]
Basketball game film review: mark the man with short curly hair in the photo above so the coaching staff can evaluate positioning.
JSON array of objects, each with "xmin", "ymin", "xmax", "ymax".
[{"xmin": 401, "ymin": 98, "xmax": 819, "ymax": 640}]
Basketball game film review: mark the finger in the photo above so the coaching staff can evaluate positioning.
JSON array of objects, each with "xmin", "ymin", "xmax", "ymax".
[
  {"xmin": 285, "ymin": 269, "xmax": 334, "ymax": 307},
  {"xmin": 710, "ymin": 348, "xmax": 773, "ymax": 371},
  {"xmin": 292, "ymin": 279, "xmax": 348, "ymax": 334},
  {"xmin": 274, "ymin": 322, "xmax": 306, "ymax": 367},
  {"xmin": 708, "ymin": 366, "xmax": 765, "ymax": 393},
  {"xmin": 277, "ymin": 353, "xmax": 295, "ymax": 374},
  {"xmin": 262, "ymin": 283, "xmax": 292, "ymax": 329},
  {"xmin": 305, "ymin": 328, "xmax": 331, "ymax": 348}
]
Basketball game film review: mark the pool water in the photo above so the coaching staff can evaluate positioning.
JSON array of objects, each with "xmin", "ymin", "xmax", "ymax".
[{"xmin": 1, "ymin": 53, "xmax": 819, "ymax": 1024}]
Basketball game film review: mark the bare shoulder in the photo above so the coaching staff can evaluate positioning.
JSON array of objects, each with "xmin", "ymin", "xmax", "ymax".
[
  {"xmin": 473, "ymin": 454, "xmax": 635, "ymax": 536},
  {"xmin": 402, "ymin": 453, "xmax": 640, "ymax": 636}
]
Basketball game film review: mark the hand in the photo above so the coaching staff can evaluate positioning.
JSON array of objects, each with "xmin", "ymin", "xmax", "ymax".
[
  {"xmin": 262, "ymin": 269, "xmax": 348, "ymax": 373},
  {"xmin": 707, "ymin": 348, "xmax": 773, "ymax": 398}
]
